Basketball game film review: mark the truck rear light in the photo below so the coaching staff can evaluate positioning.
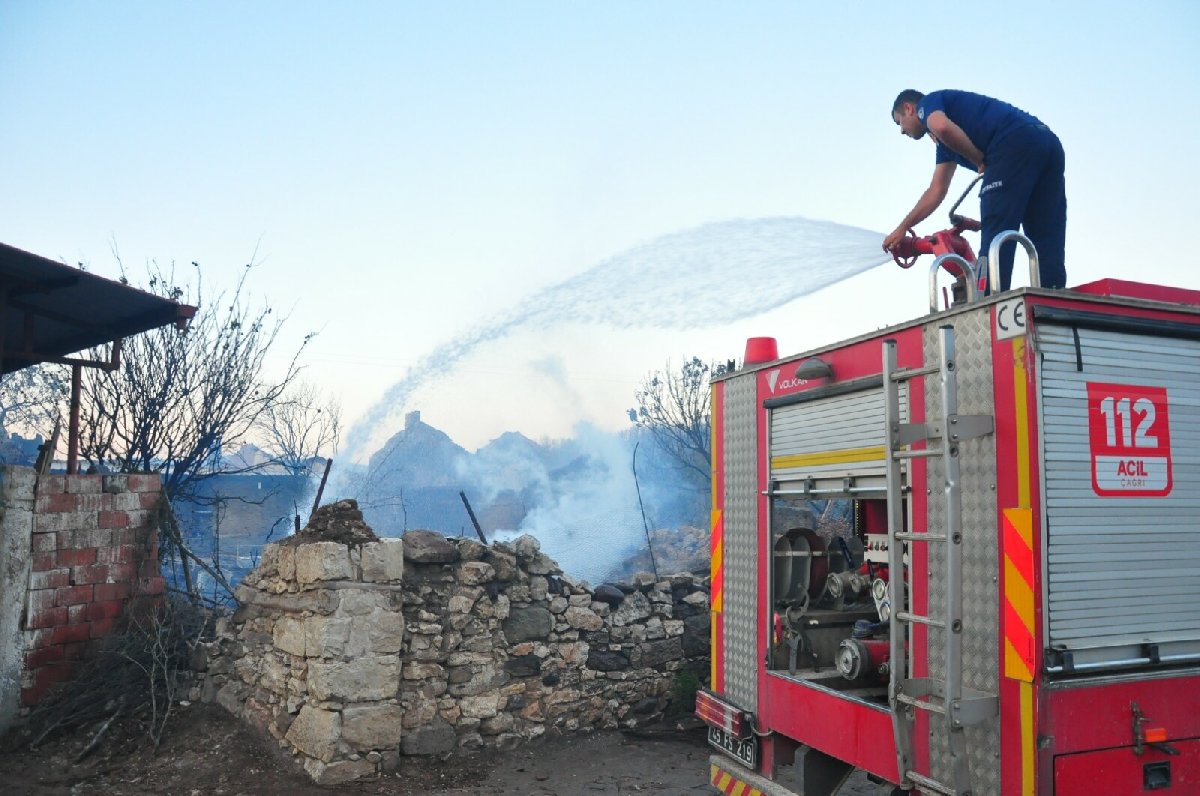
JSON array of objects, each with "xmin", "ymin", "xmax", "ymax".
[
  {"xmin": 1144, "ymin": 727, "xmax": 1168, "ymax": 744},
  {"xmin": 695, "ymin": 690, "xmax": 752, "ymax": 739}
]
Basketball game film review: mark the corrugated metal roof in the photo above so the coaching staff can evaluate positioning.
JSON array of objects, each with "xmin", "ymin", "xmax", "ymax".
[{"xmin": 0, "ymin": 241, "xmax": 196, "ymax": 374}]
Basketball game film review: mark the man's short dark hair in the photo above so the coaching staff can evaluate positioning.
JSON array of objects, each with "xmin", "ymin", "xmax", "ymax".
[{"xmin": 892, "ymin": 89, "xmax": 925, "ymax": 115}]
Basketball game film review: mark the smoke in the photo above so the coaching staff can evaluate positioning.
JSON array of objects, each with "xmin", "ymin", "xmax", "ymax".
[
  {"xmin": 343, "ymin": 216, "xmax": 886, "ymax": 459},
  {"xmin": 487, "ymin": 423, "xmax": 647, "ymax": 584},
  {"xmin": 337, "ymin": 214, "xmax": 887, "ymax": 581}
]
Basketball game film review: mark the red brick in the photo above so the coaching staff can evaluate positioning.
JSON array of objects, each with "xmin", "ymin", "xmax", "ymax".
[
  {"xmin": 37, "ymin": 474, "xmax": 67, "ymax": 494},
  {"xmin": 138, "ymin": 576, "xmax": 166, "ymax": 597},
  {"xmin": 55, "ymin": 585, "xmax": 94, "ymax": 607},
  {"xmin": 98, "ymin": 510, "xmax": 129, "ymax": 529},
  {"xmin": 84, "ymin": 529, "xmax": 114, "ymax": 547},
  {"xmin": 27, "ymin": 628, "xmax": 54, "ymax": 648},
  {"xmin": 56, "ymin": 511, "xmax": 101, "ymax": 534},
  {"xmin": 26, "ymin": 589, "xmax": 56, "ymax": 613},
  {"xmin": 75, "ymin": 493, "xmax": 113, "ymax": 512},
  {"xmin": 50, "ymin": 624, "xmax": 91, "ymax": 645},
  {"xmin": 30, "ymin": 569, "xmax": 70, "ymax": 590},
  {"xmin": 21, "ymin": 684, "xmax": 48, "ymax": 707},
  {"xmin": 27, "ymin": 606, "xmax": 68, "ymax": 629},
  {"xmin": 107, "ymin": 562, "xmax": 136, "ymax": 581},
  {"xmin": 63, "ymin": 641, "xmax": 87, "ymax": 660},
  {"xmin": 85, "ymin": 600, "xmax": 124, "ymax": 621},
  {"xmin": 94, "ymin": 582, "xmax": 131, "ymax": 601},
  {"xmin": 67, "ymin": 604, "xmax": 87, "ymax": 624},
  {"xmin": 139, "ymin": 558, "xmax": 161, "ymax": 578},
  {"xmin": 32, "ymin": 553, "xmax": 58, "ymax": 572},
  {"xmin": 90, "ymin": 618, "xmax": 116, "ymax": 638},
  {"xmin": 97, "ymin": 545, "xmax": 135, "ymax": 565},
  {"xmin": 34, "ymin": 661, "xmax": 78, "ymax": 687},
  {"xmin": 36, "ymin": 492, "xmax": 79, "ymax": 513},
  {"xmin": 57, "ymin": 547, "xmax": 97, "ymax": 567},
  {"xmin": 65, "ymin": 476, "xmax": 102, "ymax": 494},
  {"xmin": 25, "ymin": 645, "xmax": 64, "ymax": 669},
  {"xmin": 140, "ymin": 491, "xmax": 163, "ymax": 509},
  {"xmin": 127, "ymin": 473, "xmax": 161, "ymax": 492},
  {"xmin": 74, "ymin": 563, "xmax": 112, "ymax": 585},
  {"xmin": 30, "ymin": 533, "xmax": 56, "ymax": 554}
]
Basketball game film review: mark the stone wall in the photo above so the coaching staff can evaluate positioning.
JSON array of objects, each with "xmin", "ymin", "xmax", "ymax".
[
  {"xmin": 198, "ymin": 528, "xmax": 711, "ymax": 785},
  {"xmin": 0, "ymin": 466, "xmax": 164, "ymax": 733}
]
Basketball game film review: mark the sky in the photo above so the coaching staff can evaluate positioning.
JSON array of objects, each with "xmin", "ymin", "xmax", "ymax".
[{"xmin": 2, "ymin": 1, "xmax": 1198, "ymax": 460}]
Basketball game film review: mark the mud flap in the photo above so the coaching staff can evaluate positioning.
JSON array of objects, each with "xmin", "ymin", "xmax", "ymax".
[{"xmin": 797, "ymin": 746, "xmax": 855, "ymax": 796}]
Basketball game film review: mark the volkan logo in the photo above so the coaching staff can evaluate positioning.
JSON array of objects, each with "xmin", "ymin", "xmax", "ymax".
[
  {"xmin": 767, "ymin": 369, "xmax": 781, "ymax": 392},
  {"xmin": 917, "ymin": 107, "xmax": 925, "ymax": 121}
]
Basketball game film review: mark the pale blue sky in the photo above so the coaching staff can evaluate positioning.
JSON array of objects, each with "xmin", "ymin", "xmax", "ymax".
[{"xmin": 3, "ymin": 2, "xmax": 1198, "ymax": 456}]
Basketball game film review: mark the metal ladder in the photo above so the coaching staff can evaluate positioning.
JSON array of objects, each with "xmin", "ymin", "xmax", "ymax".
[{"xmin": 883, "ymin": 326, "xmax": 998, "ymax": 796}]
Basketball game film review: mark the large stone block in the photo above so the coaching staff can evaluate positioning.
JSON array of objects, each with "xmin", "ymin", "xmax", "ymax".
[
  {"xmin": 341, "ymin": 610, "xmax": 401, "ymax": 658},
  {"xmin": 285, "ymin": 704, "xmax": 341, "ymax": 762},
  {"xmin": 402, "ymin": 662, "xmax": 445, "ymax": 680},
  {"xmin": 361, "ymin": 539, "xmax": 404, "ymax": 583},
  {"xmin": 586, "ymin": 649, "xmax": 629, "ymax": 672},
  {"xmin": 633, "ymin": 637, "xmax": 683, "ymax": 669},
  {"xmin": 502, "ymin": 606, "xmax": 553, "ymax": 643},
  {"xmin": 504, "ymin": 654, "xmax": 541, "ymax": 678},
  {"xmin": 215, "ymin": 681, "xmax": 247, "ymax": 715},
  {"xmin": 341, "ymin": 704, "xmax": 403, "ymax": 750},
  {"xmin": 307, "ymin": 656, "xmax": 400, "ymax": 702},
  {"xmin": 401, "ymin": 716, "xmax": 455, "ymax": 755},
  {"xmin": 402, "ymin": 530, "xmax": 459, "ymax": 563},
  {"xmin": 303, "ymin": 756, "xmax": 375, "ymax": 785},
  {"xmin": 564, "ymin": 606, "xmax": 604, "ymax": 631},
  {"xmin": 273, "ymin": 616, "xmax": 307, "ymax": 657},
  {"xmin": 457, "ymin": 561, "xmax": 495, "ymax": 585},
  {"xmin": 304, "ymin": 615, "xmax": 352, "ymax": 657},
  {"xmin": 357, "ymin": 610, "xmax": 403, "ymax": 655},
  {"xmin": 612, "ymin": 591, "xmax": 652, "ymax": 626},
  {"xmin": 485, "ymin": 549, "xmax": 518, "ymax": 581},
  {"xmin": 255, "ymin": 543, "xmax": 280, "ymax": 580},
  {"xmin": 459, "ymin": 693, "xmax": 501, "ymax": 719},
  {"xmin": 295, "ymin": 542, "xmax": 353, "ymax": 585},
  {"xmin": 338, "ymin": 588, "xmax": 392, "ymax": 616}
]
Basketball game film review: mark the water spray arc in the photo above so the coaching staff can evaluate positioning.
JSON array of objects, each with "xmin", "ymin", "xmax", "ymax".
[{"xmin": 343, "ymin": 215, "xmax": 888, "ymax": 462}]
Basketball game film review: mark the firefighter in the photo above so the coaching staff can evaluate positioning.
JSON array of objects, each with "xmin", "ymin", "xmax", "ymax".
[{"xmin": 882, "ymin": 89, "xmax": 1067, "ymax": 291}]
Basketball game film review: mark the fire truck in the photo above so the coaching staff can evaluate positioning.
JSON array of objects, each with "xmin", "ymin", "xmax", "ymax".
[{"xmin": 697, "ymin": 227, "xmax": 1200, "ymax": 795}]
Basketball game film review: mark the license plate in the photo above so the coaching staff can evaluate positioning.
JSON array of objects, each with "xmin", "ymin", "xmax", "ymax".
[{"xmin": 707, "ymin": 725, "xmax": 757, "ymax": 768}]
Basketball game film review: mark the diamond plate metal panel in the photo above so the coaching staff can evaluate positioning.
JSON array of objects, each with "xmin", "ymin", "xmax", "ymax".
[
  {"xmin": 723, "ymin": 371, "xmax": 760, "ymax": 711},
  {"xmin": 923, "ymin": 309, "xmax": 1002, "ymax": 795}
]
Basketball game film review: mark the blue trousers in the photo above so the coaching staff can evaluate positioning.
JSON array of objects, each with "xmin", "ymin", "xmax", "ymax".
[{"xmin": 979, "ymin": 124, "xmax": 1067, "ymax": 290}]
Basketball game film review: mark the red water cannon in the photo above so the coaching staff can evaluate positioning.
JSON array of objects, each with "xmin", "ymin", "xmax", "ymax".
[
  {"xmin": 890, "ymin": 176, "xmax": 986, "ymax": 309},
  {"xmin": 890, "ymin": 216, "xmax": 979, "ymax": 272}
]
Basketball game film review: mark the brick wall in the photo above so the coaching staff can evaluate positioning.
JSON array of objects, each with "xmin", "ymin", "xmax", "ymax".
[{"xmin": 18, "ymin": 471, "xmax": 164, "ymax": 709}]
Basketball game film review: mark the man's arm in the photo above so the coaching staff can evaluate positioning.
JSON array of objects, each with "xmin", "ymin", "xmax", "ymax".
[
  {"xmin": 883, "ymin": 161, "xmax": 957, "ymax": 251},
  {"xmin": 925, "ymin": 111, "xmax": 985, "ymax": 170}
]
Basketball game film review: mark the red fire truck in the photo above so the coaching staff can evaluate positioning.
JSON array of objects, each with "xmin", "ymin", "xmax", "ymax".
[{"xmin": 698, "ymin": 231, "xmax": 1200, "ymax": 795}]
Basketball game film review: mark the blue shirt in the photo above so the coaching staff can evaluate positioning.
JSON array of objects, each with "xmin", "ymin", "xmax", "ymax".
[{"xmin": 917, "ymin": 90, "xmax": 1044, "ymax": 169}]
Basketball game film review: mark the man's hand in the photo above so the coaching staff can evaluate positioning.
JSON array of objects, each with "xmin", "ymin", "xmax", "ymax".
[{"xmin": 883, "ymin": 226, "xmax": 909, "ymax": 252}]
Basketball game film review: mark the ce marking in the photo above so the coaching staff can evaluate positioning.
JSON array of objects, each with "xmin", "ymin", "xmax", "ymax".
[{"xmin": 995, "ymin": 297, "xmax": 1026, "ymax": 341}]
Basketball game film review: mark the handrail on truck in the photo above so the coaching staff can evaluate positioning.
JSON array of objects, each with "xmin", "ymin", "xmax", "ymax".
[
  {"xmin": 985, "ymin": 230, "xmax": 1040, "ymax": 294},
  {"xmin": 929, "ymin": 254, "xmax": 977, "ymax": 313}
]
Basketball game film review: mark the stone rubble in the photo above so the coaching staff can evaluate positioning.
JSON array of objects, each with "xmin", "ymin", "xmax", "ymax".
[{"xmin": 194, "ymin": 527, "xmax": 710, "ymax": 785}]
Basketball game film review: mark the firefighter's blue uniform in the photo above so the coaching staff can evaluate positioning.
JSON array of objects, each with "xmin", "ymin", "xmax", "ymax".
[{"xmin": 918, "ymin": 90, "xmax": 1067, "ymax": 290}]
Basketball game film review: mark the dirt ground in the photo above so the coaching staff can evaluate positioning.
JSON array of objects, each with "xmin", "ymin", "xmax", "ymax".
[{"xmin": 0, "ymin": 702, "xmax": 891, "ymax": 795}]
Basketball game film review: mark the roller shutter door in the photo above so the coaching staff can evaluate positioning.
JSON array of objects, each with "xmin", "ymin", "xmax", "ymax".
[
  {"xmin": 769, "ymin": 385, "xmax": 907, "ymax": 494},
  {"xmin": 1038, "ymin": 322, "xmax": 1200, "ymax": 670}
]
